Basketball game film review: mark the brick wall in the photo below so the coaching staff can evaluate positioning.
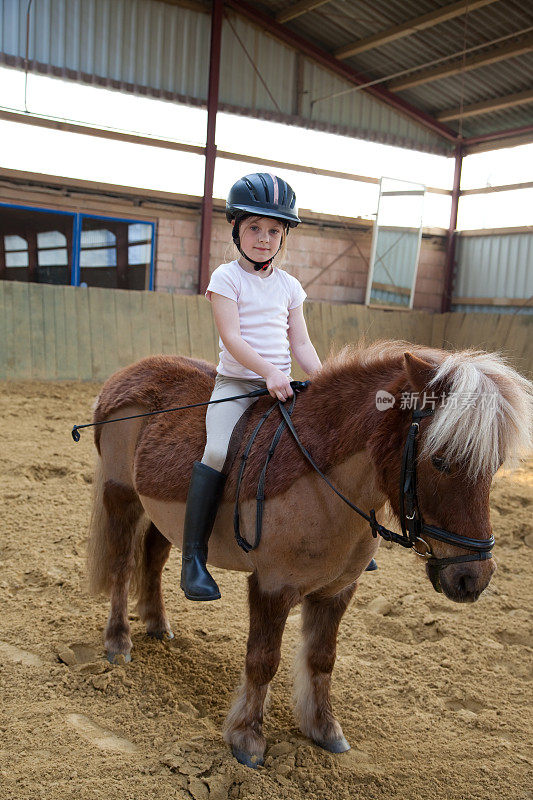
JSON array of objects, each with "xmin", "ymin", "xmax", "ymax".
[
  {"xmin": 414, "ymin": 235, "xmax": 447, "ymax": 313},
  {"xmin": 0, "ymin": 172, "xmax": 447, "ymax": 312},
  {"xmin": 155, "ymin": 215, "xmax": 201, "ymax": 294},
  {"xmin": 155, "ymin": 205, "xmax": 447, "ymax": 313}
]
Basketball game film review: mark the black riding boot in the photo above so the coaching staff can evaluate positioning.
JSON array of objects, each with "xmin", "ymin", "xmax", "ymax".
[
  {"xmin": 365, "ymin": 558, "xmax": 378, "ymax": 571},
  {"xmin": 180, "ymin": 461, "xmax": 226, "ymax": 601}
]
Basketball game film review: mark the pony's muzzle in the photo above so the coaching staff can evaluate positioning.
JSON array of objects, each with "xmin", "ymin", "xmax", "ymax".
[{"xmin": 435, "ymin": 557, "xmax": 496, "ymax": 603}]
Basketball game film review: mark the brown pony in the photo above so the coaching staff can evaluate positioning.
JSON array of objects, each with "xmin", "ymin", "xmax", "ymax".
[{"xmin": 86, "ymin": 340, "xmax": 532, "ymax": 768}]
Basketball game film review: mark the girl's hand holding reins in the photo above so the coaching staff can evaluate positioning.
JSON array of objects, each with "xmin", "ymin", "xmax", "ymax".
[{"xmin": 265, "ymin": 367, "xmax": 294, "ymax": 402}]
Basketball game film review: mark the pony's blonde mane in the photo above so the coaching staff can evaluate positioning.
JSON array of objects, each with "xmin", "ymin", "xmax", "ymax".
[
  {"xmin": 424, "ymin": 349, "xmax": 533, "ymax": 478},
  {"xmin": 322, "ymin": 340, "xmax": 533, "ymax": 479}
]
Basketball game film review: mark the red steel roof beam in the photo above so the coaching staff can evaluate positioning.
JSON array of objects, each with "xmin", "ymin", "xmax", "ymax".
[
  {"xmin": 461, "ymin": 123, "xmax": 533, "ymax": 147},
  {"xmin": 199, "ymin": 0, "xmax": 224, "ymax": 295},
  {"xmin": 441, "ymin": 144, "xmax": 463, "ymax": 314}
]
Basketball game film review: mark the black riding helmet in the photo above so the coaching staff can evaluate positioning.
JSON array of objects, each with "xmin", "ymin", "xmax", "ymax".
[{"xmin": 226, "ymin": 173, "xmax": 300, "ymax": 271}]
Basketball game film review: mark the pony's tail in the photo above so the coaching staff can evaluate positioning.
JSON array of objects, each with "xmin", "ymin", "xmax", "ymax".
[
  {"xmin": 86, "ymin": 457, "xmax": 108, "ymax": 595},
  {"xmin": 85, "ymin": 456, "xmax": 149, "ymax": 598}
]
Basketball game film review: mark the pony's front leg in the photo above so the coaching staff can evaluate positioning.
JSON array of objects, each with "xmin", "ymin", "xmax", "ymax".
[
  {"xmin": 223, "ymin": 573, "xmax": 299, "ymax": 769},
  {"xmin": 293, "ymin": 583, "xmax": 357, "ymax": 753}
]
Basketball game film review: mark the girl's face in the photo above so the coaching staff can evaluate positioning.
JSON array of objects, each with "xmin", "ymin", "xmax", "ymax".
[{"xmin": 237, "ymin": 216, "xmax": 283, "ymax": 262}]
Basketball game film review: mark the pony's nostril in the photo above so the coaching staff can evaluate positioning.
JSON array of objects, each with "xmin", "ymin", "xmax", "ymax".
[{"xmin": 458, "ymin": 572, "xmax": 477, "ymax": 596}]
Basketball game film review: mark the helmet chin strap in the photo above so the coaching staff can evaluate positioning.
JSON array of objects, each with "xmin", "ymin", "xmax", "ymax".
[{"xmin": 232, "ymin": 221, "xmax": 284, "ymax": 271}]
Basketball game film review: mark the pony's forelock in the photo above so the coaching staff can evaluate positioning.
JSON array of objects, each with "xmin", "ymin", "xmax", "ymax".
[{"xmin": 421, "ymin": 350, "xmax": 533, "ymax": 478}]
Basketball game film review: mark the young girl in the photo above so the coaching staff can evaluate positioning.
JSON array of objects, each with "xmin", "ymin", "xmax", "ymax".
[{"xmin": 180, "ymin": 172, "xmax": 322, "ymax": 601}]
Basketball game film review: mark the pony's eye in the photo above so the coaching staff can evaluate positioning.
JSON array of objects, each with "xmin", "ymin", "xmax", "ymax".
[{"xmin": 432, "ymin": 456, "xmax": 451, "ymax": 473}]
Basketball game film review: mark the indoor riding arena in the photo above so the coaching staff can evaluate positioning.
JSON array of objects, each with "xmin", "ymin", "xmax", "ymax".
[{"xmin": 0, "ymin": 2, "xmax": 532, "ymax": 800}]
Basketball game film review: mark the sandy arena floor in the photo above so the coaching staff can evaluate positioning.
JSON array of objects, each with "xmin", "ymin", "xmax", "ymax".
[{"xmin": 0, "ymin": 380, "xmax": 532, "ymax": 800}]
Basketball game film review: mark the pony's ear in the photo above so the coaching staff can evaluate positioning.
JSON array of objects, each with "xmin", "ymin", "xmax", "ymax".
[{"xmin": 404, "ymin": 352, "xmax": 436, "ymax": 394}]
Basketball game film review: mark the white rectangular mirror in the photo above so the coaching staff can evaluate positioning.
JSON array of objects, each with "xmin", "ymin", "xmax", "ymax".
[{"xmin": 366, "ymin": 177, "xmax": 426, "ymax": 309}]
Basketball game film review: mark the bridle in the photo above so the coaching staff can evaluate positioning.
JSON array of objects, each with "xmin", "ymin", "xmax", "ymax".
[
  {"xmin": 234, "ymin": 392, "xmax": 495, "ymax": 581},
  {"xmin": 388, "ymin": 406, "xmax": 494, "ymax": 586}
]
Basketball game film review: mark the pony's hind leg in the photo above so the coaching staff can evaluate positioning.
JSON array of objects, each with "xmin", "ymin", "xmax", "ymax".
[
  {"xmin": 293, "ymin": 582, "xmax": 357, "ymax": 753},
  {"xmin": 223, "ymin": 573, "xmax": 300, "ymax": 769},
  {"xmin": 135, "ymin": 522, "xmax": 174, "ymax": 640},
  {"xmin": 101, "ymin": 480, "xmax": 144, "ymax": 663}
]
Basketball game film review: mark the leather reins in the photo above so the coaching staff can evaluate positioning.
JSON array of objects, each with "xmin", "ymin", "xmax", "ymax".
[
  {"xmin": 234, "ymin": 390, "xmax": 495, "ymax": 573},
  {"xmin": 71, "ymin": 376, "xmax": 494, "ymax": 572}
]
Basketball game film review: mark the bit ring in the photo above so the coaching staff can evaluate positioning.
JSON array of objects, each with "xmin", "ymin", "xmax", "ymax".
[{"xmin": 412, "ymin": 537, "xmax": 432, "ymax": 558}]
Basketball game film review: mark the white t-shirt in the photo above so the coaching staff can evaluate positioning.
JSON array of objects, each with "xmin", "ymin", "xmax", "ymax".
[{"xmin": 205, "ymin": 259, "xmax": 307, "ymax": 379}]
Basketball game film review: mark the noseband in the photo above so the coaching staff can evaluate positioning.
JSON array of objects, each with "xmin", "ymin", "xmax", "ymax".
[{"xmin": 234, "ymin": 394, "xmax": 495, "ymax": 574}]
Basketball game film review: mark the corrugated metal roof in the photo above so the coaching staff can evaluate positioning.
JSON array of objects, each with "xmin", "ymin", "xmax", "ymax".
[
  {"xmin": 399, "ymin": 55, "xmax": 533, "ymax": 112},
  {"xmin": 0, "ymin": 0, "xmax": 212, "ymax": 99},
  {"xmin": 331, "ymin": 0, "xmax": 532, "ymax": 73},
  {"xmin": 460, "ymin": 104, "xmax": 533, "ymax": 137},
  {"xmin": 0, "ymin": 0, "xmax": 452, "ymax": 154},
  {"xmin": 454, "ymin": 231, "xmax": 533, "ymax": 314},
  {"xmin": 295, "ymin": 60, "xmax": 444, "ymax": 149},
  {"xmin": 0, "ymin": 0, "xmax": 449, "ymax": 153},
  {"xmin": 220, "ymin": 13, "xmax": 296, "ymax": 112},
  {"xmin": 254, "ymin": 0, "xmax": 533, "ymax": 144},
  {"xmin": 398, "ymin": 53, "xmax": 533, "ymax": 137},
  {"xmin": 386, "ymin": 50, "xmax": 530, "ymax": 105},
  {"xmin": 1, "ymin": 0, "xmax": 530, "ymax": 151}
]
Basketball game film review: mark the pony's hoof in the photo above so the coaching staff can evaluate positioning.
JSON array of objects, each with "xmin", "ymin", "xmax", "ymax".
[
  {"xmin": 315, "ymin": 736, "xmax": 350, "ymax": 754},
  {"xmin": 107, "ymin": 652, "xmax": 131, "ymax": 664},
  {"xmin": 147, "ymin": 630, "xmax": 174, "ymax": 641},
  {"xmin": 232, "ymin": 747, "xmax": 264, "ymax": 769}
]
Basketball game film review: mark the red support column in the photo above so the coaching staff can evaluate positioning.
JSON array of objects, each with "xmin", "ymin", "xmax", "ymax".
[
  {"xmin": 0, "ymin": 233, "xmax": 6, "ymax": 280},
  {"xmin": 26, "ymin": 228, "xmax": 39, "ymax": 283},
  {"xmin": 65, "ymin": 222, "xmax": 73, "ymax": 285},
  {"xmin": 441, "ymin": 144, "xmax": 463, "ymax": 314},
  {"xmin": 116, "ymin": 225, "xmax": 129, "ymax": 290},
  {"xmin": 198, "ymin": 0, "xmax": 224, "ymax": 295}
]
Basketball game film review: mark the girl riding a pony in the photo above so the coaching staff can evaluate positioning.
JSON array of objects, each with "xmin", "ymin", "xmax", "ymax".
[{"xmin": 180, "ymin": 172, "xmax": 376, "ymax": 602}]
